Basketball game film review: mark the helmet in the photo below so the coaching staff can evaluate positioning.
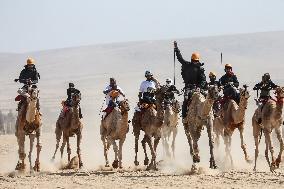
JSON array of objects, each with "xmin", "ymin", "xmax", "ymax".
[
  {"xmin": 69, "ymin": 83, "xmax": 75, "ymax": 88},
  {"xmin": 145, "ymin": 70, "xmax": 153, "ymax": 77},
  {"xmin": 209, "ymin": 72, "xmax": 216, "ymax": 77},
  {"xmin": 262, "ymin": 73, "xmax": 270, "ymax": 82},
  {"xmin": 166, "ymin": 78, "xmax": 173, "ymax": 86},
  {"xmin": 191, "ymin": 52, "xmax": 200, "ymax": 61},
  {"xmin": 27, "ymin": 58, "xmax": 35, "ymax": 65},
  {"xmin": 225, "ymin": 64, "xmax": 232, "ymax": 69}
]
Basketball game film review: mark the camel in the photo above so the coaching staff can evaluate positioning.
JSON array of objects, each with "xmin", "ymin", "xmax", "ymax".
[
  {"xmin": 52, "ymin": 93, "xmax": 84, "ymax": 168},
  {"xmin": 133, "ymin": 87, "xmax": 165, "ymax": 170},
  {"xmin": 15, "ymin": 86, "xmax": 42, "ymax": 172},
  {"xmin": 100, "ymin": 99, "xmax": 130, "ymax": 169},
  {"xmin": 252, "ymin": 87, "xmax": 284, "ymax": 172},
  {"xmin": 213, "ymin": 85, "xmax": 252, "ymax": 167},
  {"xmin": 183, "ymin": 85, "xmax": 219, "ymax": 169},
  {"xmin": 161, "ymin": 100, "xmax": 180, "ymax": 159}
]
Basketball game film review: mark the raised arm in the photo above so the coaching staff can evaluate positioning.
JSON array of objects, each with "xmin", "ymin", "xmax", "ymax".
[{"xmin": 174, "ymin": 41, "xmax": 189, "ymax": 65}]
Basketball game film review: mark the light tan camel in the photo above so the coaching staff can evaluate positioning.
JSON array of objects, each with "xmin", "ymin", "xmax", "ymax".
[
  {"xmin": 100, "ymin": 99, "xmax": 130, "ymax": 168},
  {"xmin": 184, "ymin": 85, "xmax": 219, "ymax": 169},
  {"xmin": 161, "ymin": 100, "xmax": 180, "ymax": 159},
  {"xmin": 214, "ymin": 86, "xmax": 252, "ymax": 167},
  {"xmin": 252, "ymin": 87, "xmax": 284, "ymax": 172},
  {"xmin": 133, "ymin": 87, "xmax": 165, "ymax": 170},
  {"xmin": 15, "ymin": 87, "xmax": 42, "ymax": 172},
  {"xmin": 52, "ymin": 93, "xmax": 84, "ymax": 168}
]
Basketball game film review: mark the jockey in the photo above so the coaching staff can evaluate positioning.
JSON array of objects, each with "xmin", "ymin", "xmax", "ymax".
[
  {"xmin": 64, "ymin": 83, "xmax": 83, "ymax": 118},
  {"xmin": 102, "ymin": 78, "xmax": 125, "ymax": 119},
  {"xmin": 174, "ymin": 41, "xmax": 207, "ymax": 119},
  {"xmin": 163, "ymin": 78, "xmax": 180, "ymax": 105},
  {"xmin": 253, "ymin": 73, "xmax": 279, "ymax": 124},
  {"xmin": 219, "ymin": 64, "xmax": 240, "ymax": 104},
  {"xmin": 207, "ymin": 72, "xmax": 220, "ymax": 87},
  {"xmin": 15, "ymin": 58, "xmax": 40, "ymax": 111},
  {"xmin": 138, "ymin": 70, "xmax": 160, "ymax": 106}
]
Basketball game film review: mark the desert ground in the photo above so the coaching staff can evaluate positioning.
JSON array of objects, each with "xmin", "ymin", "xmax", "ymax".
[{"xmin": 1, "ymin": 31, "xmax": 284, "ymax": 188}]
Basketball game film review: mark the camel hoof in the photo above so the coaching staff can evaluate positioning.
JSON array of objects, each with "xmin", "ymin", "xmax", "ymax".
[
  {"xmin": 15, "ymin": 162, "xmax": 26, "ymax": 171},
  {"xmin": 105, "ymin": 164, "xmax": 110, "ymax": 167},
  {"xmin": 112, "ymin": 160, "xmax": 119, "ymax": 169},
  {"xmin": 275, "ymin": 157, "xmax": 281, "ymax": 168},
  {"xmin": 146, "ymin": 164, "xmax": 157, "ymax": 171},
  {"xmin": 33, "ymin": 161, "xmax": 40, "ymax": 172},
  {"xmin": 50, "ymin": 157, "xmax": 55, "ymax": 162},
  {"xmin": 191, "ymin": 164, "xmax": 198, "ymax": 173},
  {"xmin": 134, "ymin": 160, "xmax": 139, "ymax": 166},
  {"xmin": 144, "ymin": 158, "xmax": 149, "ymax": 166},
  {"xmin": 246, "ymin": 159, "xmax": 253, "ymax": 164}
]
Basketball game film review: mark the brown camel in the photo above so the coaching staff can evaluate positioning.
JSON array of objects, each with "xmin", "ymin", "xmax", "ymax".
[
  {"xmin": 252, "ymin": 87, "xmax": 284, "ymax": 172},
  {"xmin": 161, "ymin": 100, "xmax": 180, "ymax": 159},
  {"xmin": 52, "ymin": 93, "xmax": 83, "ymax": 168},
  {"xmin": 214, "ymin": 86, "xmax": 252, "ymax": 167},
  {"xmin": 133, "ymin": 87, "xmax": 165, "ymax": 170},
  {"xmin": 15, "ymin": 87, "xmax": 42, "ymax": 172},
  {"xmin": 100, "ymin": 99, "xmax": 130, "ymax": 169},
  {"xmin": 183, "ymin": 85, "xmax": 219, "ymax": 169}
]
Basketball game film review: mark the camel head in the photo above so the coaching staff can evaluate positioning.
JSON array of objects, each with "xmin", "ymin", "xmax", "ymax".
[
  {"xmin": 29, "ymin": 86, "xmax": 39, "ymax": 100},
  {"xmin": 275, "ymin": 86, "xmax": 284, "ymax": 99},
  {"xmin": 207, "ymin": 85, "xmax": 219, "ymax": 100},
  {"xmin": 119, "ymin": 99, "xmax": 130, "ymax": 112},
  {"xmin": 239, "ymin": 85, "xmax": 250, "ymax": 100}
]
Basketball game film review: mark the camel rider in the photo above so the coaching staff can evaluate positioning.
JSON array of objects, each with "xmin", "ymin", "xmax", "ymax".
[
  {"xmin": 65, "ymin": 83, "xmax": 83, "ymax": 118},
  {"xmin": 219, "ymin": 64, "xmax": 240, "ymax": 104},
  {"xmin": 138, "ymin": 70, "xmax": 160, "ymax": 107},
  {"xmin": 253, "ymin": 73, "xmax": 278, "ymax": 123},
  {"xmin": 102, "ymin": 78, "xmax": 125, "ymax": 118},
  {"xmin": 174, "ymin": 41, "xmax": 207, "ymax": 119},
  {"xmin": 15, "ymin": 58, "xmax": 40, "ymax": 111},
  {"xmin": 163, "ymin": 78, "xmax": 180, "ymax": 105},
  {"xmin": 207, "ymin": 72, "xmax": 220, "ymax": 87}
]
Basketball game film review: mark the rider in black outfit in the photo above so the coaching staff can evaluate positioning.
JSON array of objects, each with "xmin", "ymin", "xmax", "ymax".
[
  {"xmin": 174, "ymin": 41, "xmax": 207, "ymax": 119},
  {"xmin": 66, "ymin": 83, "xmax": 83, "ymax": 118}
]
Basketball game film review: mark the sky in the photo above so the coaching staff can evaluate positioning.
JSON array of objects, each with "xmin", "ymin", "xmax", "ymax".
[{"xmin": 0, "ymin": 0, "xmax": 284, "ymax": 53}]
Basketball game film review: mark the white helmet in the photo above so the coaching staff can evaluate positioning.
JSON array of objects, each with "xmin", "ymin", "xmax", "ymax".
[{"xmin": 166, "ymin": 78, "xmax": 173, "ymax": 86}]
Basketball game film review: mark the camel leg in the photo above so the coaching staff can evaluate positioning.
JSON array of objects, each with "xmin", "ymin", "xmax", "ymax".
[
  {"xmin": 112, "ymin": 140, "xmax": 119, "ymax": 169},
  {"xmin": 134, "ymin": 132, "xmax": 140, "ymax": 166},
  {"xmin": 239, "ymin": 126, "xmax": 252, "ymax": 163},
  {"xmin": 52, "ymin": 124, "xmax": 62, "ymax": 160},
  {"xmin": 146, "ymin": 136, "xmax": 157, "ymax": 170},
  {"xmin": 28, "ymin": 134, "xmax": 36, "ymax": 173},
  {"xmin": 252, "ymin": 116, "xmax": 260, "ymax": 171},
  {"xmin": 141, "ymin": 135, "xmax": 149, "ymax": 166},
  {"xmin": 34, "ymin": 129, "xmax": 42, "ymax": 172},
  {"xmin": 224, "ymin": 135, "xmax": 234, "ymax": 168},
  {"xmin": 77, "ymin": 131, "xmax": 83, "ymax": 168},
  {"xmin": 191, "ymin": 128, "xmax": 201, "ymax": 163},
  {"xmin": 16, "ymin": 130, "xmax": 26, "ymax": 171},
  {"xmin": 60, "ymin": 136, "xmax": 67, "ymax": 159},
  {"xmin": 101, "ymin": 135, "xmax": 109, "ymax": 167},
  {"xmin": 162, "ymin": 131, "xmax": 170, "ymax": 158},
  {"xmin": 264, "ymin": 130, "xmax": 275, "ymax": 172},
  {"xmin": 275, "ymin": 127, "xmax": 283, "ymax": 168},
  {"xmin": 118, "ymin": 138, "xmax": 125, "ymax": 168},
  {"xmin": 171, "ymin": 128, "xmax": 177, "ymax": 159},
  {"xmin": 253, "ymin": 135, "xmax": 259, "ymax": 171},
  {"xmin": 66, "ymin": 137, "xmax": 71, "ymax": 163},
  {"xmin": 206, "ymin": 120, "xmax": 217, "ymax": 169},
  {"xmin": 184, "ymin": 126, "xmax": 194, "ymax": 157}
]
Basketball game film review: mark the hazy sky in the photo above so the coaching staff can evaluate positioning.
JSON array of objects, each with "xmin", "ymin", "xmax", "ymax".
[{"xmin": 1, "ymin": 0, "xmax": 284, "ymax": 53}]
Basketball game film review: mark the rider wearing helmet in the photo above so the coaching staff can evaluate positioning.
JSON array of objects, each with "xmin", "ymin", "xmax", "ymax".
[
  {"xmin": 66, "ymin": 83, "xmax": 83, "ymax": 118},
  {"xmin": 138, "ymin": 70, "xmax": 160, "ymax": 105},
  {"xmin": 174, "ymin": 41, "xmax": 207, "ymax": 118},
  {"xmin": 15, "ymin": 58, "xmax": 40, "ymax": 111},
  {"xmin": 253, "ymin": 73, "xmax": 278, "ymax": 99},
  {"xmin": 164, "ymin": 78, "xmax": 180, "ymax": 104},
  {"xmin": 219, "ymin": 64, "xmax": 240, "ymax": 103},
  {"xmin": 207, "ymin": 72, "xmax": 220, "ymax": 87}
]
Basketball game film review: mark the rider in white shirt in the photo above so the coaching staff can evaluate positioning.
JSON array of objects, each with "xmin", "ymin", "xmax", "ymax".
[
  {"xmin": 103, "ymin": 78, "xmax": 125, "ymax": 107},
  {"xmin": 138, "ymin": 70, "xmax": 160, "ymax": 106}
]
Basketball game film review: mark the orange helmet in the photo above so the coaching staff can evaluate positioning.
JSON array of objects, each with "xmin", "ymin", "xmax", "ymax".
[
  {"xmin": 27, "ymin": 57, "xmax": 35, "ymax": 65},
  {"xmin": 191, "ymin": 52, "xmax": 200, "ymax": 61}
]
